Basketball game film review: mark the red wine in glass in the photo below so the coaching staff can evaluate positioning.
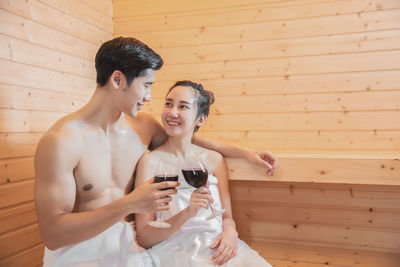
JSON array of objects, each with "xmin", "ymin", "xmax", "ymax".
[
  {"xmin": 181, "ymin": 168, "xmax": 208, "ymax": 188},
  {"xmin": 154, "ymin": 175, "xmax": 179, "ymax": 190}
]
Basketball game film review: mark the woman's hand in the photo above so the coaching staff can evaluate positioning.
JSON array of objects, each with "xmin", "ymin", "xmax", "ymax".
[
  {"xmin": 245, "ymin": 149, "xmax": 278, "ymax": 175},
  {"xmin": 209, "ymin": 227, "xmax": 238, "ymax": 265},
  {"xmin": 186, "ymin": 186, "xmax": 213, "ymax": 217}
]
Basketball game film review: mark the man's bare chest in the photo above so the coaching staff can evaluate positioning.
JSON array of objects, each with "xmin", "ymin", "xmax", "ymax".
[{"xmin": 73, "ymin": 130, "xmax": 148, "ymax": 195}]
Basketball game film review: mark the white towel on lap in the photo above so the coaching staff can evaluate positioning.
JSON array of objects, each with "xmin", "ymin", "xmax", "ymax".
[{"xmin": 43, "ymin": 222, "xmax": 153, "ymax": 267}]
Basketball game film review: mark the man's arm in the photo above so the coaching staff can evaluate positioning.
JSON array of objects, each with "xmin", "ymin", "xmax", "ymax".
[
  {"xmin": 193, "ymin": 136, "xmax": 278, "ymax": 175},
  {"xmin": 140, "ymin": 113, "xmax": 278, "ymax": 173},
  {"xmin": 34, "ymin": 131, "xmax": 176, "ymax": 250}
]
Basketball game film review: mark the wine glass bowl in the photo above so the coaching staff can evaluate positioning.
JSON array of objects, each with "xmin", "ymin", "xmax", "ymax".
[{"xmin": 181, "ymin": 153, "xmax": 225, "ymax": 220}]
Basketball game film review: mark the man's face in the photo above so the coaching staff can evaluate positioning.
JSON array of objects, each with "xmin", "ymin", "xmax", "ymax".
[{"xmin": 121, "ymin": 69, "xmax": 155, "ymax": 117}]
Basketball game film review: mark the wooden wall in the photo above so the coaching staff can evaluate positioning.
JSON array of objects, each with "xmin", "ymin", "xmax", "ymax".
[
  {"xmin": 0, "ymin": 0, "xmax": 113, "ymax": 266},
  {"xmin": 114, "ymin": 0, "xmax": 400, "ymax": 156}
]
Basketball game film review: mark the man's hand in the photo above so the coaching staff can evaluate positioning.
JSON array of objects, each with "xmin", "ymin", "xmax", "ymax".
[
  {"xmin": 209, "ymin": 227, "xmax": 238, "ymax": 265},
  {"xmin": 246, "ymin": 150, "xmax": 278, "ymax": 175},
  {"xmin": 129, "ymin": 179, "xmax": 179, "ymax": 214}
]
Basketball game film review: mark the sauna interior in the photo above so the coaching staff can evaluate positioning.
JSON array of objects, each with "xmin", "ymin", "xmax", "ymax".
[{"xmin": 0, "ymin": 0, "xmax": 399, "ymax": 266}]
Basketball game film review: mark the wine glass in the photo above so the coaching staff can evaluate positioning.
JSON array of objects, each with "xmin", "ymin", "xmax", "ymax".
[
  {"xmin": 148, "ymin": 158, "xmax": 179, "ymax": 228},
  {"xmin": 181, "ymin": 153, "xmax": 225, "ymax": 220}
]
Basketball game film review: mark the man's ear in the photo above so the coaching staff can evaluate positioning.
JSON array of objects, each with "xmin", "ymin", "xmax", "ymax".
[
  {"xmin": 196, "ymin": 115, "xmax": 207, "ymax": 127},
  {"xmin": 110, "ymin": 70, "xmax": 125, "ymax": 89}
]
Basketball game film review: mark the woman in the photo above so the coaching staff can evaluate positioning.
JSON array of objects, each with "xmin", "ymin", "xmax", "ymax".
[{"xmin": 135, "ymin": 80, "xmax": 272, "ymax": 266}]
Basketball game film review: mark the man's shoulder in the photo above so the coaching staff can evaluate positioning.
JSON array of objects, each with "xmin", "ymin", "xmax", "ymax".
[{"xmin": 39, "ymin": 115, "xmax": 85, "ymax": 151}]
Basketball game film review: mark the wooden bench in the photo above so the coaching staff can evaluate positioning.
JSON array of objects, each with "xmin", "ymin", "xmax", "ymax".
[{"xmin": 227, "ymin": 155, "xmax": 400, "ymax": 267}]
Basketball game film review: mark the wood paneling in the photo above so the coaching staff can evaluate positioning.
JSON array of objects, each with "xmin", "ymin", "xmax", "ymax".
[
  {"xmin": 114, "ymin": 0, "xmax": 400, "ymax": 156},
  {"xmin": 0, "ymin": 0, "xmax": 113, "ymax": 264}
]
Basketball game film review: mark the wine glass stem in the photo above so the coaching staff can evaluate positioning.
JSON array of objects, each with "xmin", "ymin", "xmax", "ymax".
[{"xmin": 208, "ymin": 200, "xmax": 217, "ymax": 216}]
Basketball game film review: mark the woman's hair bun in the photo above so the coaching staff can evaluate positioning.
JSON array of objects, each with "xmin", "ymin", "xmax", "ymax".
[{"xmin": 205, "ymin": 90, "xmax": 215, "ymax": 105}]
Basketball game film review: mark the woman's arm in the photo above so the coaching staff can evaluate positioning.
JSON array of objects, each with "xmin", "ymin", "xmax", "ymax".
[
  {"xmin": 206, "ymin": 150, "xmax": 239, "ymax": 265},
  {"xmin": 193, "ymin": 136, "xmax": 278, "ymax": 175},
  {"xmin": 135, "ymin": 153, "xmax": 211, "ymax": 248}
]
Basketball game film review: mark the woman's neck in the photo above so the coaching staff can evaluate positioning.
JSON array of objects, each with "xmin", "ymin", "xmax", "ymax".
[{"xmin": 165, "ymin": 134, "xmax": 194, "ymax": 158}]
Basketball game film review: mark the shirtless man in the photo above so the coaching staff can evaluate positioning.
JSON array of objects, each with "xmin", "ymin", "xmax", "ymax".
[{"xmin": 34, "ymin": 37, "xmax": 277, "ymax": 266}]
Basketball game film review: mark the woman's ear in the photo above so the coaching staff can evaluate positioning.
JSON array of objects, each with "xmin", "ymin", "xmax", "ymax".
[
  {"xmin": 196, "ymin": 115, "xmax": 207, "ymax": 127},
  {"xmin": 110, "ymin": 70, "xmax": 124, "ymax": 89}
]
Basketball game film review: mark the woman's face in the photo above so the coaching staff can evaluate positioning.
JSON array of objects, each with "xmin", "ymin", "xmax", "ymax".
[{"xmin": 161, "ymin": 85, "xmax": 202, "ymax": 137}]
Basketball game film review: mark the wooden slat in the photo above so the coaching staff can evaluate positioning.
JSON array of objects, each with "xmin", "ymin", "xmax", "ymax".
[
  {"xmin": 0, "ymin": 109, "xmax": 66, "ymax": 133},
  {"xmin": 0, "ymin": 83, "xmax": 89, "ymax": 113},
  {"xmin": 0, "ymin": 59, "xmax": 95, "ymax": 96},
  {"xmin": 0, "ymin": 0, "xmax": 111, "ymax": 46},
  {"xmin": 38, "ymin": 0, "xmax": 112, "ymax": 33},
  {"xmin": 247, "ymin": 240, "xmax": 400, "ymax": 267},
  {"xmin": 156, "ymin": 29, "xmax": 400, "ymax": 64},
  {"xmin": 0, "ymin": 157, "xmax": 34, "ymax": 184},
  {"xmin": 236, "ymin": 219, "xmax": 400, "ymax": 253},
  {"xmin": 75, "ymin": 0, "xmax": 112, "ymax": 18},
  {"xmin": 0, "ymin": 179, "xmax": 35, "ymax": 209},
  {"xmin": 115, "ymin": 0, "xmax": 400, "ymax": 33},
  {"xmin": 199, "ymin": 130, "xmax": 400, "ymax": 152},
  {"xmin": 0, "ymin": 202, "xmax": 37, "ymax": 235},
  {"xmin": 232, "ymin": 202, "xmax": 400, "ymax": 231},
  {"xmin": 128, "ymin": 9, "xmax": 400, "ymax": 48},
  {"xmin": 229, "ymin": 180, "xmax": 400, "ymax": 210},
  {"xmin": 200, "ymin": 111, "xmax": 400, "ymax": 131},
  {"xmin": 0, "ymin": 132, "xmax": 42, "ymax": 159},
  {"xmin": 0, "ymin": 223, "xmax": 42, "ymax": 259},
  {"xmin": 0, "ymin": 34, "xmax": 95, "ymax": 79},
  {"xmin": 0, "ymin": 8, "xmax": 98, "ymax": 61},
  {"xmin": 226, "ymin": 157, "xmax": 400, "ymax": 185},
  {"xmin": 155, "ymin": 50, "xmax": 400, "ymax": 81},
  {"xmin": 0, "ymin": 243, "xmax": 44, "ymax": 267},
  {"xmin": 145, "ymin": 90, "xmax": 400, "ymax": 114},
  {"xmin": 149, "ymin": 70, "xmax": 400, "ymax": 98}
]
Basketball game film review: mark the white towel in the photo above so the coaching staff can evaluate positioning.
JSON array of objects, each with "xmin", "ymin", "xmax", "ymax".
[{"xmin": 43, "ymin": 222, "xmax": 153, "ymax": 267}]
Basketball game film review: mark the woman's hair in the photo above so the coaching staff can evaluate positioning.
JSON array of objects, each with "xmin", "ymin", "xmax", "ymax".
[
  {"xmin": 95, "ymin": 36, "xmax": 163, "ymax": 87},
  {"xmin": 167, "ymin": 80, "xmax": 215, "ymax": 132}
]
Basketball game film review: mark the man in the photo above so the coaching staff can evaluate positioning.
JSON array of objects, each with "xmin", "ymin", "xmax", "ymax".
[{"xmin": 35, "ymin": 37, "xmax": 277, "ymax": 266}]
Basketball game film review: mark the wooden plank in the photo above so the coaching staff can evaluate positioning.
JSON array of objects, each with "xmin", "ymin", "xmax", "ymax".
[
  {"xmin": 144, "ymin": 90, "xmax": 400, "ymax": 114},
  {"xmin": 115, "ymin": 0, "xmax": 400, "ymax": 33},
  {"xmin": 199, "ymin": 111, "xmax": 400, "ymax": 131},
  {"xmin": 129, "ymin": 9, "xmax": 400, "ymax": 48},
  {"xmin": 232, "ymin": 201, "xmax": 400, "ymax": 231},
  {"xmin": 199, "ymin": 130, "xmax": 400, "ymax": 152},
  {"xmin": 0, "ymin": 109, "xmax": 66, "ymax": 133},
  {"xmin": 235, "ymin": 219, "xmax": 400, "ymax": 253},
  {"xmin": 38, "ymin": 0, "xmax": 112, "ymax": 33},
  {"xmin": 77, "ymin": 0, "xmax": 112, "ymax": 18},
  {"xmin": 0, "ymin": 83, "xmax": 89, "ymax": 113},
  {"xmin": 156, "ymin": 29, "xmax": 400, "ymax": 64},
  {"xmin": 114, "ymin": 0, "xmax": 339, "ymax": 19},
  {"xmin": 149, "ymin": 70, "xmax": 400, "ymax": 98},
  {"xmin": 0, "ymin": 34, "xmax": 95, "ymax": 79},
  {"xmin": 0, "ymin": 223, "xmax": 42, "ymax": 259},
  {"xmin": 0, "ymin": 8, "xmax": 98, "ymax": 61},
  {"xmin": 0, "ymin": 132, "xmax": 42, "ymax": 159},
  {"xmin": 229, "ymin": 181, "xmax": 400, "ymax": 209},
  {"xmin": 226, "ymin": 157, "xmax": 400, "ymax": 185},
  {"xmin": 0, "ymin": 179, "xmax": 35, "ymax": 209},
  {"xmin": 247, "ymin": 240, "xmax": 400, "ymax": 267},
  {"xmin": 0, "ymin": 202, "xmax": 37, "ymax": 235},
  {"xmin": 155, "ymin": 50, "xmax": 400, "ymax": 81},
  {"xmin": 0, "ymin": 157, "xmax": 34, "ymax": 184},
  {"xmin": 0, "ymin": 243, "xmax": 44, "ymax": 267},
  {"xmin": 0, "ymin": 59, "xmax": 95, "ymax": 96},
  {"xmin": 0, "ymin": 0, "xmax": 112, "ymax": 46}
]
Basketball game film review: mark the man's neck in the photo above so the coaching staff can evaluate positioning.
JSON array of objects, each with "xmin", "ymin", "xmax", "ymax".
[{"xmin": 79, "ymin": 87, "xmax": 123, "ymax": 132}]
